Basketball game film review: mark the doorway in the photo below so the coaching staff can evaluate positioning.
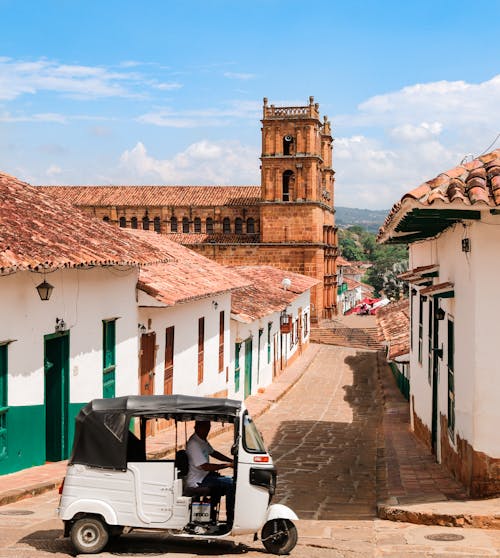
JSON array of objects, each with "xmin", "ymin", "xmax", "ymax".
[
  {"xmin": 244, "ymin": 337, "xmax": 252, "ymax": 399},
  {"xmin": 44, "ymin": 332, "xmax": 69, "ymax": 462}
]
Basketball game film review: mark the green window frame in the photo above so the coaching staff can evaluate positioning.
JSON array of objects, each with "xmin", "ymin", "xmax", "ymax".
[
  {"xmin": 427, "ymin": 298, "xmax": 433, "ymax": 384},
  {"xmin": 267, "ymin": 322, "xmax": 272, "ymax": 364},
  {"xmin": 418, "ymin": 295, "xmax": 424, "ymax": 364},
  {"xmin": 0, "ymin": 344, "xmax": 8, "ymax": 460},
  {"xmin": 103, "ymin": 319, "xmax": 116, "ymax": 398},
  {"xmin": 234, "ymin": 342, "xmax": 241, "ymax": 392},
  {"xmin": 447, "ymin": 319, "xmax": 455, "ymax": 435}
]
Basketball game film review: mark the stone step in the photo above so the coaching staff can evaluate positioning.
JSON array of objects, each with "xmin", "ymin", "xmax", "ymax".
[{"xmin": 310, "ymin": 326, "xmax": 384, "ymax": 350}]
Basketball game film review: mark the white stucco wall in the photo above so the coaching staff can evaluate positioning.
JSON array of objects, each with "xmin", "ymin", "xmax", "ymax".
[
  {"xmin": 0, "ymin": 267, "xmax": 140, "ymax": 406},
  {"xmin": 229, "ymin": 291, "xmax": 311, "ymax": 400},
  {"xmin": 408, "ymin": 217, "xmax": 500, "ymax": 459},
  {"xmin": 138, "ymin": 292, "xmax": 232, "ymax": 398}
]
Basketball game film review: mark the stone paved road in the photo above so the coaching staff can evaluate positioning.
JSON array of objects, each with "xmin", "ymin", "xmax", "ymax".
[{"xmin": 0, "ymin": 346, "xmax": 499, "ymax": 557}]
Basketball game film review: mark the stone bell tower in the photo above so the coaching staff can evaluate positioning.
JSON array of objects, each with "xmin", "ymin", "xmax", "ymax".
[{"xmin": 259, "ymin": 96, "xmax": 337, "ymax": 319}]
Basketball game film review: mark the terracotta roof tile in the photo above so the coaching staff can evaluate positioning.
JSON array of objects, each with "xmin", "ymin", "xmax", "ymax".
[
  {"xmin": 419, "ymin": 281, "xmax": 454, "ymax": 297},
  {"xmin": 169, "ymin": 233, "xmax": 260, "ymax": 245},
  {"xmin": 398, "ymin": 264, "xmax": 439, "ymax": 281},
  {"xmin": 38, "ymin": 185, "xmax": 261, "ymax": 207},
  {"xmin": 126, "ymin": 230, "xmax": 250, "ymax": 306},
  {"xmin": 230, "ymin": 266, "xmax": 320, "ymax": 322},
  {"xmin": 376, "ymin": 299, "xmax": 410, "ymax": 360},
  {"xmin": 378, "ymin": 149, "xmax": 500, "ymax": 242},
  {"xmin": 0, "ymin": 173, "xmax": 173, "ymax": 273}
]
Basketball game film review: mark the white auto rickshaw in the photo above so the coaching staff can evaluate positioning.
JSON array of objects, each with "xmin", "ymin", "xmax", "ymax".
[{"xmin": 58, "ymin": 394, "xmax": 298, "ymax": 555}]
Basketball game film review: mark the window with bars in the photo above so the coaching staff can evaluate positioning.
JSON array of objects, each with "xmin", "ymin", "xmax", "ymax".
[
  {"xmin": 447, "ymin": 319, "xmax": 455, "ymax": 435},
  {"xmin": 198, "ymin": 317, "xmax": 205, "ymax": 384},
  {"xmin": 218, "ymin": 311, "xmax": 224, "ymax": 373},
  {"xmin": 103, "ymin": 320, "xmax": 116, "ymax": 398},
  {"xmin": 418, "ymin": 295, "xmax": 424, "ymax": 364},
  {"xmin": 164, "ymin": 326, "xmax": 174, "ymax": 395}
]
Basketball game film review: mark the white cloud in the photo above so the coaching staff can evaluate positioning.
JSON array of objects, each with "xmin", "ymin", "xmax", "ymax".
[
  {"xmin": 119, "ymin": 140, "xmax": 259, "ymax": 185},
  {"xmin": 333, "ymin": 75, "xmax": 500, "ymax": 208},
  {"xmin": 46, "ymin": 164, "xmax": 62, "ymax": 177},
  {"xmin": 390, "ymin": 121, "xmax": 443, "ymax": 142},
  {"xmin": 0, "ymin": 57, "xmax": 182, "ymax": 101}
]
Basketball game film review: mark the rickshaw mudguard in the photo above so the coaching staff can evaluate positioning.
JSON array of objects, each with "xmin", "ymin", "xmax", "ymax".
[
  {"xmin": 59, "ymin": 498, "xmax": 118, "ymax": 525},
  {"xmin": 265, "ymin": 503, "xmax": 298, "ymax": 522}
]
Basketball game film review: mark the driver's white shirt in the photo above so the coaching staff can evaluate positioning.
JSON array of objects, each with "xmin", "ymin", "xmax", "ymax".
[{"xmin": 185, "ymin": 432, "xmax": 214, "ymax": 487}]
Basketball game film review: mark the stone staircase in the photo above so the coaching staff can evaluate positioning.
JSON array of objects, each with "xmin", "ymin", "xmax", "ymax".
[{"xmin": 310, "ymin": 318, "xmax": 384, "ymax": 351}]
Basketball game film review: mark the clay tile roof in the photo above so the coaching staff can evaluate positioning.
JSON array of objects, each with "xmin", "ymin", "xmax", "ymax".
[
  {"xmin": 0, "ymin": 173, "xmax": 173, "ymax": 273},
  {"xmin": 169, "ymin": 233, "xmax": 261, "ymax": 245},
  {"xmin": 230, "ymin": 266, "xmax": 320, "ymax": 322},
  {"xmin": 344, "ymin": 277, "xmax": 363, "ymax": 291},
  {"xmin": 376, "ymin": 299, "xmax": 410, "ymax": 360},
  {"xmin": 125, "ymin": 230, "xmax": 250, "ymax": 306},
  {"xmin": 38, "ymin": 185, "xmax": 261, "ymax": 207},
  {"xmin": 378, "ymin": 149, "xmax": 500, "ymax": 243},
  {"xmin": 419, "ymin": 281, "xmax": 454, "ymax": 297},
  {"xmin": 398, "ymin": 264, "xmax": 439, "ymax": 281}
]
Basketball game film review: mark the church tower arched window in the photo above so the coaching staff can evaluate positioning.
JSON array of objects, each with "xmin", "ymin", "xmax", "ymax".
[
  {"xmin": 142, "ymin": 216, "xmax": 150, "ymax": 230},
  {"xmin": 119, "ymin": 216, "xmax": 126, "ymax": 228},
  {"xmin": 283, "ymin": 135, "xmax": 294, "ymax": 155},
  {"xmin": 235, "ymin": 217, "xmax": 243, "ymax": 234},
  {"xmin": 246, "ymin": 217, "xmax": 255, "ymax": 234},
  {"xmin": 182, "ymin": 217, "xmax": 190, "ymax": 233},
  {"xmin": 194, "ymin": 217, "xmax": 201, "ymax": 233},
  {"xmin": 223, "ymin": 217, "xmax": 231, "ymax": 233},
  {"xmin": 131, "ymin": 217, "xmax": 138, "ymax": 229},
  {"xmin": 206, "ymin": 217, "xmax": 214, "ymax": 234},
  {"xmin": 282, "ymin": 170, "xmax": 294, "ymax": 202}
]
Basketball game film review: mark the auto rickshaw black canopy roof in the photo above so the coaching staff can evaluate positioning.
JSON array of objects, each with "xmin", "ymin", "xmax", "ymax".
[{"xmin": 69, "ymin": 394, "xmax": 242, "ymax": 470}]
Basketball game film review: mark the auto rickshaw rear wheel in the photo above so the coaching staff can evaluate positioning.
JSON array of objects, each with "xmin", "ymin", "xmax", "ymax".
[
  {"xmin": 70, "ymin": 516, "xmax": 109, "ymax": 554},
  {"xmin": 261, "ymin": 518, "xmax": 298, "ymax": 555}
]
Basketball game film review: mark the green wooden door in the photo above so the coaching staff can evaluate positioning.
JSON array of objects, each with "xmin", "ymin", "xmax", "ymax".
[
  {"xmin": 234, "ymin": 342, "xmax": 241, "ymax": 393},
  {"xmin": 103, "ymin": 320, "xmax": 116, "ymax": 398},
  {"xmin": 0, "ymin": 344, "xmax": 7, "ymax": 461},
  {"xmin": 244, "ymin": 337, "xmax": 252, "ymax": 399},
  {"xmin": 44, "ymin": 333, "xmax": 69, "ymax": 462}
]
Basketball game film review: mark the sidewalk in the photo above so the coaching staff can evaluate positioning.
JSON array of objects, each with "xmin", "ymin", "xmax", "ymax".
[
  {"xmin": 0, "ymin": 342, "xmax": 321, "ymax": 508},
  {"xmin": 375, "ymin": 351, "xmax": 500, "ymax": 529},
  {"xmin": 0, "ymin": 342, "xmax": 498, "ymax": 531}
]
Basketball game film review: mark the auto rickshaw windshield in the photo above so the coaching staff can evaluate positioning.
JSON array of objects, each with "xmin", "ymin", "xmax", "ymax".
[{"xmin": 242, "ymin": 412, "xmax": 267, "ymax": 453}]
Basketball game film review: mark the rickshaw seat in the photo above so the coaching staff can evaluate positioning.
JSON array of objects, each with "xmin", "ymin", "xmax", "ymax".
[{"xmin": 175, "ymin": 450, "xmax": 213, "ymax": 499}]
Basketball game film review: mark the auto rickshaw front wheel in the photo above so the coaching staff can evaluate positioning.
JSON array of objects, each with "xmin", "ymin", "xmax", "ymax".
[
  {"xmin": 261, "ymin": 518, "xmax": 298, "ymax": 555},
  {"xmin": 70, "ymin": 516, "xmax": 109, "ymax": 554}
]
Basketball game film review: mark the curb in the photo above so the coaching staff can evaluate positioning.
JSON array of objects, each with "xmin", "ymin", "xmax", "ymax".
[
  {"xmin": 377, "ymin": 502, "xmax": 500, "ymax": 530},
  {"xmin": 0, "ymin": 344, "xmax": 321, "ymax": 508}
]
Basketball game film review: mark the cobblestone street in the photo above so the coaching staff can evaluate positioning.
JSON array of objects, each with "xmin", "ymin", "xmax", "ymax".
[{"xmin": 0, "ymin": 345, "xmax": 498, "ymax": 557}]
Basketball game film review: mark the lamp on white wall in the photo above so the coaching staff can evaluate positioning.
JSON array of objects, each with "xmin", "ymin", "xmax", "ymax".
[{"xmin": 36, "ymin": 278, "xmax": 54, "ymax": 301}]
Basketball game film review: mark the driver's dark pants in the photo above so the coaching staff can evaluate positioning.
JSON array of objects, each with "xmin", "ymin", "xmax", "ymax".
[{"xmin": 199, "ymin": 473, "xmax": 235, "ymax": 523}]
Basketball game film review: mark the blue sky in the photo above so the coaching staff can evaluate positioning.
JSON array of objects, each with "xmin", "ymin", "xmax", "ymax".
[{"xmin": 0, "ymin": 0, "xmax": 499, "ymax": 208}]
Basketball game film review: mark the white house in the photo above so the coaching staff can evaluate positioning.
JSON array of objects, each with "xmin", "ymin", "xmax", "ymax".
[
  {"xmin": 126, "ymin": 229, "xmax": 248, "ymax": 405},
  {"xmin": 378, "ymin": 148, "xmax": 500, "ymax": 497},
  {"xmin": 229, "ymin": 266, "xmax": 319, "ymax": 400},
  {"xmin": 0, "ymin": 172, "xmax": 171, "ymax": 475}
]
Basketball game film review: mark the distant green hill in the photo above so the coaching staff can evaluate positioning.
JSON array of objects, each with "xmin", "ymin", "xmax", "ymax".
[{"xmin": 335, "ymin": 206, "xmax": 389, "ymax": 232}]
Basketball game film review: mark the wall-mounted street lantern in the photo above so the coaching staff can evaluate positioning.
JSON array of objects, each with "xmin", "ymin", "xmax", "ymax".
[{"xmin": 36, "ymin": 279, "xmax": 54, "ymax": 301}]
